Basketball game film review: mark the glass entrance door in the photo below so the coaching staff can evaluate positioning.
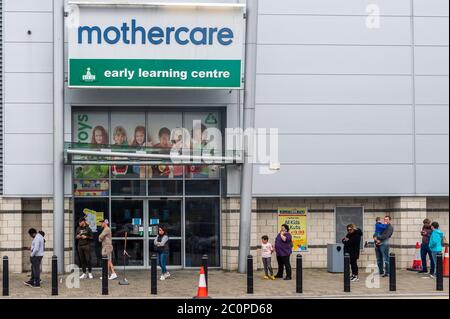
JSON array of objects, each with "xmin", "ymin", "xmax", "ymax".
[
  {"xmin": 148, "ymin": 199, "xmax": 183, "ymax": 267},
  {"xmin": 111, "ymin": 199, "xmax": 145, "ymax": 267}
]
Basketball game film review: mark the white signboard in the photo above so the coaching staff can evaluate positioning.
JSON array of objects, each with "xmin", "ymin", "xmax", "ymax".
[{"xmin": 67, "ymin": 2, "xmax": 246, "ymax": 89}]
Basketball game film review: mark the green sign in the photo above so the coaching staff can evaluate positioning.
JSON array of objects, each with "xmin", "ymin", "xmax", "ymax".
[{"xmin": 69, "ymin": 59, "xmax": 241, "ymax": 88}]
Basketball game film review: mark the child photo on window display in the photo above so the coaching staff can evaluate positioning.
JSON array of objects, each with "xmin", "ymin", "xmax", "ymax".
[
  {"xmin": 131, "ymin": 125, "xmax": 151, "ymax": 178},
  {"xmin": 112, "ymin": 126, "xmax": 131, "ymax": 177},
  {"xmin": 74, "ymin": 125, "xmax": 110, "ymax": 179},
  {"xmin": 91, "ymin": 126, "xmax": 109, "ymax": 145},
  {"xmin": 170, "ymin": 127, "xmax": 190, "ymax": 178},
  {"xmin": 189, "ymin": 123, "xmax": 219, "ymax": 178},
  {"xmin": 152, "ymin": 127, "xmax": 175, "ymax": 178}
]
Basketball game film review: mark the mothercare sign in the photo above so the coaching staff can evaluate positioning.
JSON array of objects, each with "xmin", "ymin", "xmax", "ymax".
[{"xmin": 67, "ymin": 2, "xmax": 246, "ymax": 89}]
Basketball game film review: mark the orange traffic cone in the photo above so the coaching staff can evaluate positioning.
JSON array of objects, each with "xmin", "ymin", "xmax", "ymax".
[
  {"xmin": 194, "ymin": 266, "xmax": 209, "ymax": 299},
  {"xmin": 408, "ymin": 242, "xmax": 423, "ymax": 271},
  {"xmin": 443, "ymin": 246, "xmax": 449, "ymax": 278}
]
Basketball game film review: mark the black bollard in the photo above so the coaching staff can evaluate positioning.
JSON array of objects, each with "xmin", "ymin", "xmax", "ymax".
[
  {"xmin": 436, "ymin": 253, "xmax": 443, "ymax": 291},
  {"xmin": 151, "ymin": 254, "xmax": 157, "ymax": 295},
  {"xmin": 389, "ymin": 253, "xmax": 396, "ymax": 292},
  {"xmin": 344, "ymin": 253, "xmax": 351, "ymax": 293},
  {"xmin": 52, "ymin": 255, "xmax": 58, "ymax": 296},
  {"xmin": 202, "ymin": 254, "xmax": 208, "ymax": 287},
  {"xmin": 296, "ymin": 254, "xmax": 303, "ymax": 294},
  {"xmin": 102, "ymin": 256, "xmax": 108, "ymax": 295},
  {"xmin": 247, "ymin": 255, "xmax": 253, "ymax": 294},
  {"xmin": 3, "ymin": 256, "xmax": 9, "ymax": 297}
]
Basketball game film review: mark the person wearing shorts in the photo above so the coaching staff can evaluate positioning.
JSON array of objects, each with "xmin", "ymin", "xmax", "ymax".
[{"xmin": 99, "ymin": 219, "xmax": 117, "ymax": 280}]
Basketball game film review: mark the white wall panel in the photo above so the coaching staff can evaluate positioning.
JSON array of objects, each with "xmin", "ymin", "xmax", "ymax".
[
  {"xmin": 257, "ymin": 46, "xmax": 412, "ymax": 75},
  {"xmin": 4, "ymin": 73, "xmax": 53, "ymax": 103},
  {"xmin": 253, "ymin": 165, "xmax": 415, "ymax": 195},
  {"xmin": 259, "ymin": 0, "xmax": 412, "ymax": 16},
  {"xmin": 256, "ymin": 75, "xmax": 413, "ymax": 105},
  {"xmin": 4, "ymin": 104, "xmax": 53, "ymax": 134},
  {"xmin": 258, "ymin": 16, "xmax": 412, "ymax": 45},
  {"xmin": 416, "ymin": 165, "xmax": 449, "ymax": 195},
  {"xmin": 255, "ymin": 105, "xmax": 413, "ymax": 134},
  {"xmin": 4, "ymin": 165, "xmax": 53, "ymax": 196},
  {"xmin": 414, "ymin": 0, "xmax": 449, "ymax": 17},
  {"xmin": 4, "ymin": 43, "xmax": 53, "ymax": 73},
  {"xmin": 414, "ymin": 17, "xmax": 449, "ymax": 45},
  {"xmin": 416, "ymin": 135, "xmax": 449, "ymax": 164},
  {"xmin": 4, "ymin": 12, "xmax": 53, "ymax": 42},
  {"xmin": 415, "ymin": 76, "xmax": 449, "ymax": 105},
  {"xmin": 415, "ymin": 47, "xmax": 449, "ymax": 75},
  {"xmin": 275, "ymin": 135, "xmax": 413, "ymax": 164},
  {"xmin": 415, "ymin": 105, "xmax": 449, "ymax": 134}
]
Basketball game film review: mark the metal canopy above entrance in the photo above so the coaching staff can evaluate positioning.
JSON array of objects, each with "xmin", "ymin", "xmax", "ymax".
[{"xmin": 64, "ymin": 142, "xmax": 242, "ymax": 166}]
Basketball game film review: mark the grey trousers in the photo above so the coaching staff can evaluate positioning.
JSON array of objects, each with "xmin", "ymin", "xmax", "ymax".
[
  {"xmin": 30, "ymin": 256, "xmax": 43, "ymax": 286},
  {"xmin": 262, "ymin": 257, "xmax": 273, "ymax": 276}
]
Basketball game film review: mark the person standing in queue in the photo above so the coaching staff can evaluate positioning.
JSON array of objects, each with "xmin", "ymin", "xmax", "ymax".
[
  {"xmin": 99, "ymin": 219, "xmax": 117, "ymax": 280},
  {"xmin": 154, "ymin": 226, "xmax": 170, "ymax": 281},
  {"xmin": 342, "ymin": 224, "xmax": 363, "ymax": 282},
  {"xmin": 274, "ymin": 224, "xmax": 293, "ymax": 280},
  {"xmin": 76, "ymin": 217, "xmax": 94, "ymax": 279}
]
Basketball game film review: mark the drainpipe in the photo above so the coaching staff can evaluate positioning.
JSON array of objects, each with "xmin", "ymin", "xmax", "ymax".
[
  {"xmin": 238, "ymin": 0, "xmax": 258, "ymax": 274},
  {"xmin": 53, "ymin": 0, "xmax": 65, "ymax": 274}
]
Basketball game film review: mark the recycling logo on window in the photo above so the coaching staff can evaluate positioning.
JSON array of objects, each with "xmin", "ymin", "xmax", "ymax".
[{"xmin": 205, "ymin": 113, "xmax": 218, "ymax": 125}]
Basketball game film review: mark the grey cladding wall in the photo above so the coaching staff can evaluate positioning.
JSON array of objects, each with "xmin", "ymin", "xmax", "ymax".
[{"xmin": 253, "ymin": 0, "xmax": 449, "ymax": 196}]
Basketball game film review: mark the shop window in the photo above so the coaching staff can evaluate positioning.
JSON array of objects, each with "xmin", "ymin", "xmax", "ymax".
[
  {"xmin": 185, "ymin": 180, "xmax": 220, "ymax": 196},
  {"xmin": 74, "ymin": 198, "xmax": 109, "ymax": 268},
  {"xmin": 335, "ymin": 207, "xmax": 364, "ymax": 247},
  {"xmin": 113, "ymin": 240, "xmax": 144, "ymax": 267},
  {"xmin": 148, "ymin": 180, "xmax": 183, "ymax": 196},
  {"xmin": 110, "ymin": 200, "xmax": 144, "ymax": 238},
  {"xmin": 149, "ymin": 239, "xmax": 182, "ymax": 266},
  {"xmin": 74, "ymin": 180, "xmax": 109, "ymax": 197},
  {"xmin": 185, "ymin": 198, "xmax": 220, "ymax": 267},
  {"xmin": 111, "ymin": 180, "xmax": 146, "ymax": 196}
]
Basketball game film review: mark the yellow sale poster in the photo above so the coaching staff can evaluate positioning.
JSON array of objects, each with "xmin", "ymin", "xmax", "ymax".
[{"xmin": 278, "ymin": 208, "xmax": 308, "ymax": 252}]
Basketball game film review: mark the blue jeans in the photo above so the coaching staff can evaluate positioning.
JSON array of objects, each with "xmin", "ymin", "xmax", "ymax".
[
  {"xmin": 420, "ymin": 243, "xmax": 434, "ymax": 273},
  {"xmin": 375, "ymin": 243, "xmax": 390, "ymax": 275},
  {"xmin": 158, "ymin": 252, "xmax": 169, "ymax": 274},
  {"xmin": 431, "ymin": 251, "xmax": 439, "ymax": 276}
]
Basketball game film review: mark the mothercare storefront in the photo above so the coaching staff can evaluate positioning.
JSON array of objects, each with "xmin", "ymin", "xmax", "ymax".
[{"xmin": 65, "ymin": 2, "xmax": 246, "ymax": 269}]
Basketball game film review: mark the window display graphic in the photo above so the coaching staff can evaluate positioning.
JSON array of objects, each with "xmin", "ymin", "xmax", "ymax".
[
  {"xmin": 110, "ymin": 112, "xmax": 147, "ymax": 178},
  {"xmin": 278, "ymin": 208, "xmax": 308, "ymax": 252},
  {"xmin": 83, "ymin": 208, "xmax": 105, "ymax": 233},
  {"xmin": 74, "ymin": 180, "xmax": 109, "ymax": 197}
]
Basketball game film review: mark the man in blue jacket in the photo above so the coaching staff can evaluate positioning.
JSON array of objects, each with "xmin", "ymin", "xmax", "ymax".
[{"xmin": 24, "ymin": 228, "xmax": 45, "ymax": 288}]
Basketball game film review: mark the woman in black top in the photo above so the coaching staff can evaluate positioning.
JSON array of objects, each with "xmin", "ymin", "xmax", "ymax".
[{"xmin": 342, "ymin": 224, "xmax": 363, "ymax": 282}]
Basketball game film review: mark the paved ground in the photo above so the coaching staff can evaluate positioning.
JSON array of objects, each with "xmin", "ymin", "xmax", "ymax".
[{"xmin": 1, "ymin": 269, "xmax": 448, "ymax": 299}]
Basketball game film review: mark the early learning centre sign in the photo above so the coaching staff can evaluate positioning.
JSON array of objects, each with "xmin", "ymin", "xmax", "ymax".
[{"xmin": 67, "ymin": 2, "xmax": 246, "ymax": 89}]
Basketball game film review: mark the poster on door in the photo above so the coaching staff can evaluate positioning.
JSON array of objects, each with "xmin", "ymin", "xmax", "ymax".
[{"xmin": 278, "ymin": 208, "xmax": 308, "ymax": 252}]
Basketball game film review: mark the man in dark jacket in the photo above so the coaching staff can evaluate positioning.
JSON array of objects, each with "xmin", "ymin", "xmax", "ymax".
[
  {"xmin": 342, "ymin": 224, "xmax": 363, "ymax": 282},
  {"xmin": 76, "ymin": 217, "xmax": 93, "ymax": 279},
  {"xmin": 375, "ymin": 216, "xmax": 394, "ymax": 277},
  {"xmin": 419, "ymin": 218, "xmax": 434, "ymax": 274}
]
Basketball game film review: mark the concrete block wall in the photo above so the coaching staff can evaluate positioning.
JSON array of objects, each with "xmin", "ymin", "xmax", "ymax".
[
  {"xmin": 0, "ymin": 198, "xmax": 23, "ymax": 273},
  {"xmin": 253, "ymin": 196, "xmax": 449, "ymax": 270},
  {"xmin": 222, "ymin": 198, "xmax": 258, "ymax": 271},
  {"xmin": 0, "ymin": 197, "xmax": 73, "ymax": 273},
  {"xmin": 256, "ymin": 198, "xmax": 390, "ymax": 270},
  {"xmin": 41, "ymin": 198, "xmax": 73, "ymax": 272},
  {"xmin": 427, "ymin": 197, "xmax": 450, "ymax": 238}
]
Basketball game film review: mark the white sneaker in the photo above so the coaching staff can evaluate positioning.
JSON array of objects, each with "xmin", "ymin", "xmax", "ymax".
[
  {"xmin": 80, "ymin": 273, "xmax": 87, "ymax": 280},
  {"xmin": 109, "ymin": 273, "xmax": 118, "ymax": 280},
  {"xmin": 164, "ymin": 272, "xmax": 171, "ymax": 278},
  {"xmin": 160, "ymin": 275, "xmax": 166, "ymax": 281},
  {"xmin": 88, "ymin": 273, "xmax": 94, "ymax": 279},
  {"xmin": 351, "ymin": 276, "xmax": 360, "ymax": 282}
]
